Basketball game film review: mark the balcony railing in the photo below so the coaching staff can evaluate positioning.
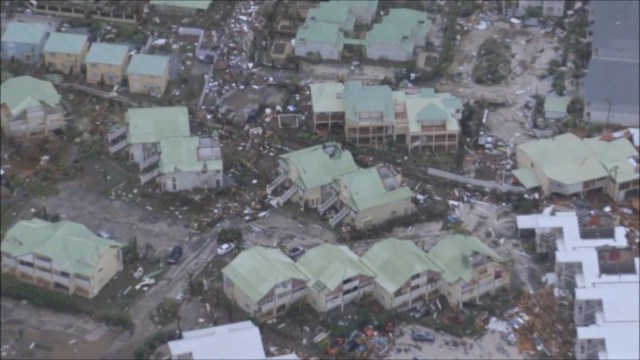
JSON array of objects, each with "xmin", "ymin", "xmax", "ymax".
[
  {"xmin": 140, "ymin": 168, "xmax": 160, "ymax": 185},
  {"xmin": 318, "ymin": 192, "xmax": 338, "ymax": 214},
  {"xmin": 276, "ymin": 186, "xmax": 297, "ymax": 206},
  {"xmin": 107, "ymin": 126, "xmax": 127, "ymax": 142},
  {"xmin": 138, "ymin": 153, "xmax": 160, "ymax": 170},
  {"xmin": 109, "ymin": 139, "xmax": 128, "ymax": 154},
  {"xmin": 329, "ymin": 207, "xmax": 349, "ymax": 228},
  {"xmin": 266, "ymin": 173, "xmax": 286, "ymax": 194}
]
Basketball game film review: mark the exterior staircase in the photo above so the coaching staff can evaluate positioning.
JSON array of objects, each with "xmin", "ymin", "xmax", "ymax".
[
  {"xmin": 138, "ymin": 153, "xmax": 160, "ymax": 170},
  {"xmin": 318, "ymin": 193, "xmax": 338, "ymax": 214},
  {"xmin": 139, "ymin": 168, "xmax": 160, "ymax": 185},
  {"xmin": 266, "ymin": 173, "xmax": 286, "ymax": 194},
  {"xmin": 329, "ymin": 207, "xmax": 350, "ymax": 228},
  {"xmin": 276, "ymin": 186, "xmax": 297, "ymax": 206}
]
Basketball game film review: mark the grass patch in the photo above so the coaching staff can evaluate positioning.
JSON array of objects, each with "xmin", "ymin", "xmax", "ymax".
[{"xmin": 473, "ymin": 38, "xmax": 512, "ymax": 85}]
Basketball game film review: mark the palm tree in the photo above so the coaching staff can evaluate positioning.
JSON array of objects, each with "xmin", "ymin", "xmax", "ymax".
[{"xmin": 604, "ymin": 97, "xmax": 612, "ymax": 131}]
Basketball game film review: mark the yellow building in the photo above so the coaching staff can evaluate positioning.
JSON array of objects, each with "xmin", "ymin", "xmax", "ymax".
[
  {"xmin": 1, "ymin": 219, "xmax": 123, "ymax": 299},
  {"xmin": 42, "ymin": 32, "xmax": 89, "ymax": 75},
  {"xmin": 126, "ymin": 54, "xmax": 170, "ymax": 96},
  {"xmin": 83, "ymin": 43, "xmax": 130, "ymax": 85}
]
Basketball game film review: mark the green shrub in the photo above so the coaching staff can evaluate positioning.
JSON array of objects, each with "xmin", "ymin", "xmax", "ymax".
[
  {"xmin": 134, "ymin": 328, "xmax": 181, "ymax": 360},
  {"xmin": 97, "ymin": 310, "xmax": 134, "ymax": 329},
  {"xmin": 0, "ymin": 274, "xmax": 83, "ymax": 313}
]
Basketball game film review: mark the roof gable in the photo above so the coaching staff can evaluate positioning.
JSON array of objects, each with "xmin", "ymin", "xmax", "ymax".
[
  {"xmin": 0, "ymin": 75, "xmax": 61, "ymax": 115},
  {"xmin": 158, "ymin": 137, "xmax": 222, "ymax": 174},
  {"xmin": 426, "ymin": 235, "xmax": 504, "ymax": 283},
  {"xmin": 2, "ymin": 219, "xmax": 121, "ymax": 276},
  {"xmin": 1, "ymin": 22, "xmax": 47, "ymax": 45},
  {"xmin": 84, "ymin": 43, "xmax": 129, "ymax": 66},
  {"xmin": 297, "ymin": 244, "xmax": 374, "ymax": 291},
  {"xmin": 126, "ymin": 54, "xmax": 170, "ymax": 76},
  {"xmin": 43, "ymin": 32, "xmax": 88, "ymax": 55},
  {"xmin": 279, "ymin": 142, "xmax": 358, "ymax": 189}
]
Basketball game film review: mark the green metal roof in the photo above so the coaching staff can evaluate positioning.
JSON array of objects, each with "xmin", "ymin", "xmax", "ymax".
[
  {"xmin": 150, "ymin": 0, "xmax": 212, "ymax": 10},
  {"xmin": 426, "ymin": 235, "xmax": 505, "ymax": 284},
  {"xmin": 43, "ymin": 32, "xmax": 88, "ymax": 55},
  {"xmin": 393, "ymin": 89, "xmax": 461, "ymax": 132},
  {"xmin": 158, "ymin": 137, "xmax": 222, "ymax": 174},
  {"xmin": 306, "ymin": 2, "xmax": 356, "ymax": 31},
  {"xmin": 84, "ymin": 43, "xmax": 129, "ymax": 66},
  {"xmin": 343, "ymin": 81, "xmax": 394, "ymax": 123},
  {"xmin": 518, "ymin": 133, "xmax": 609, "ymax": 185},
  {"xmin": 126, "ymin": 106, "xmax": 191, "ymax": 144},
  {"xmin": 2, "ymin": 219, "xmax": 122, "ymax": 276},
  {"xmin": 279, "ymin": 142, "xmax": 358, "ymax": 190},
  {"xmin": 1, "ymin": 22, "xmax": 47, "ymax": 45},
  {"xmin": 295, "ymin": 22, "xmax": 345, "ymax": 52},
  {"xmin": 309, "ymin": 82, "xmax": 345, "ymax": 113},
  {"xmin": 297, "ymin": 244, "xmax": 374, "ymax": 291},
  {"xmin": 512, "ymin": 168, "xmax": 543, "ymax": 188},
  {"xmin": 583, "ymin": 137, "xmax": 639, "ymax": 183},
  {"xmin": 126, "ymin": 54, "xmax": 170, "ymax": 76},
  {"xmin": 221, "ymin": 246, "xmax": 308, "ymax": 302},
  {"xmin": 360, "ymin": 238, "xmax": 442, "ymax": 293},
  {"xmin": 365, "ymin": 8, "xmax": 430, "ymax": 53},
  {"xmin": 544, "ymin": 96, "xmax": 569, "ymax": 114},
  {"xmin": 1, "ymin": 76, "xmax": 61, "ymax": 115},
  {"xmin": 337, "ymin": 166, "xmax": 414, "ymax": 211}
]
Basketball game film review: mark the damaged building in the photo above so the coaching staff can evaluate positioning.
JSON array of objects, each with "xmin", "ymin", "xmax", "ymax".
[
  {"xmin": 310, "ymin": 82, "xmax": 462, "ymax": 152},
  {"xmin": 0, "ymin": 76, "xmax": 65, "ymax": 138},
  {"xmin": 513, "ymin": 133, "xmax": 639, "ymax": 202},
  {"xmin": 267, "ymin": 142, "xmax": 415, "ymax": 229}
]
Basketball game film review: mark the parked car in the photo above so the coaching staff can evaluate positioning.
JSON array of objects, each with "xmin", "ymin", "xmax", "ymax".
[
  {"xmin": 217, "ymin": 243, "xmax": 236, "ymax": 256},
  {"xmin": 96, "ymin": 230, "xmax": 111, "ymax": 239},
  {"xmin": 409, "ymin": 305, "xmax": 431, "ymax": 319},
  {"xmin": 167, "ymin": 245, "xmax": 183, "ymax": 265},
  {"xmin": 411, "ymin": 329, "xmax": 435, "ymax": 343},
  {"xmin": 287, "ymin": 246, "xmax": 305, "ymax": 260}
]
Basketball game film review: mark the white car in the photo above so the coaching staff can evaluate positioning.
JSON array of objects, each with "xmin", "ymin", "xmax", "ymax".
[
  {"xmin": 97, "ymin": 231, "xmax": 111, "ymax": 239},
  {"xmin": 217, "ymin": 243, "xmax": 236, "ymax": 255}
]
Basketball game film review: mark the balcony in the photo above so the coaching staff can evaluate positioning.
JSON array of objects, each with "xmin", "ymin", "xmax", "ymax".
[
  {"xmin": 138, "ymin": 153, "xmax": 160, "ymax": 170},
  {"xmin": 139, "ymin": 168, "xmax": 160, "ymax": 185},
  {"xmin": 329, "ymin": 207, "xmax": 349, "ymax": 228},
  {"xmin": 107, "ymin": 126, "xmax": 127, "ymax": 142},
  {"xmin": 266, "ymin": 173, "xmax": 286, "ymax": 194},
  {"xmin": 109, "ymin": 139, "xmax": 128, "ymax": 154},
  {"xmin": 274, "ymin": 186, "xmax": 296, "ymax": 207},
  {"xmin": 318, "ymin": 193, "xmax": 338, "ymax": 214}
]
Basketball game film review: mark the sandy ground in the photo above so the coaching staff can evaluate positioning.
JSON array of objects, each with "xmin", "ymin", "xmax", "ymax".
[
  {"xmin": 389, "ymin": 325, "xmax": 523, "ymax": 360},
  {"xmin": 0, "ymin": 299, "xmax": 119, "ymax": 360},
  {"xmin": 300, "ymin": 62, "xmax": 395, "ymax": 82}
]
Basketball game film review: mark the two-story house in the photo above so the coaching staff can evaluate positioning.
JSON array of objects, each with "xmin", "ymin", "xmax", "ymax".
[
  {"xmin": 42, "ymin": 32, "xmax": 89, "ymax": 75},
  {"xmin": 150, "ymin": 0, "xmax": 212, "ymax": 15},
  {"xmin": 361, "ymin": 238, "xmax": 443, "ymax": 309},
  {"xmin": 83, "ymin": 43, "xmax": 130, "ymax": 86},
  {"xmin": 126, "ymin": 54, "xmax": 170, "ymax": 96},
  {"xmin": 1, "ymin": 218, "xmax": 123, "ymax": 299},
  {"xmin": 297, "ymin": 244, "xmax": 375, "ymax": 313},
  {"xmin": 365, "ymin": 8, "xmax": 430, "ymax": 62},
  {"xmin": 0, "ymin": 22, "xmax": 48, "ymax": 64},
  {"xmin": 310, "ymin": 81, "xmax": 462, "ymax": 152},
  {"xmin": 426, "ymin": 235, "xmax": 511, "ymax": 309},
  {"xmin": 0, "ymin": 76, "xmax": 64, "ymax": 138},
  {"xmin": 156, "ymin": 136, "xmax": 223, "ymax": 192},
  {"xmin": 343, "ymin": 81, "xmax": 395, "ymax": 146},
  {"xmin": 513, "ymin": 133, "xmax": 639, "ymax": 202},
  {"xmin": 222, "ymin": 246, "xmax": 308, "ymax": 320},
  {"xmin": 266, "ymin": 142, "xmax": 359, "ymax": 208},
  {"xmin": 326, "ymin": 165, "xmax": 415, "ymax": 229},
  {"xmin": 393, "ymin": 88, "xmax": 462, "ymax": 152}
]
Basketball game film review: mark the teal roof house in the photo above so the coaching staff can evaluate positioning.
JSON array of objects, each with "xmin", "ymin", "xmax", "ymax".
[
  {"xmin": 365, "ymin": 8, "xmax": 430, "ymax": 62},
  {"xmin": 1, "ymin": 218, "xmax": 123, "ymax": 299},
  {"xmin": 1, "ymin": 22, "xmax": 49, "ymax": 64}
]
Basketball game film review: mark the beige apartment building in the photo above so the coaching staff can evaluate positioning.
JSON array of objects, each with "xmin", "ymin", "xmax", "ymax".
[
  {"xmin": 222, "ymin": 247, "xmax": 308, "ymax": 320},
  {"xmin": 126, "ymin": 54, "xmax": 170, "ymax": 96},
  {"xmin": 42, "ymin": 32, "xmax": 89, "ymax": 75},
  {"xmin": 1, "ymin": 219, "xmax": 123, "ymax": 299},
  {"xmin": 297, "ymin": 244, "xmax": 376, "ymax": 313},
  {"xmin": 84, "ymin": 43, "xmax": 130, "ymax": 85}
]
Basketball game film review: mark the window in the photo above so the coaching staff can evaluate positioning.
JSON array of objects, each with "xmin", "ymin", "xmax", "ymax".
[
  {"xmin": 411, "ymin": 273, "xmax": 421, "ymax": 280},
  {"xmin": 391, "ymin": 210, "xmax": 397, "ymax": 217},
  {"xmin": 494, "ymin": 269, "xmax": 503, "ymax": 279},
  {"xmin": 411, "ymin": 284, "xmax": 420, "ymax": 291},
  {"xmin": 19, "ymin": 260, "xmax": 34, "ymax": 268},
  {"xmin": 90, "ymin": 63, "xmax": 98, "ymax": 68}
]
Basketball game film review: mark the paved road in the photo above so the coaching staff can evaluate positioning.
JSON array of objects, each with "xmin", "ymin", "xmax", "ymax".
[{"xmin": 102, "ymin": 228, "xmax": 225, "ymax": 359}]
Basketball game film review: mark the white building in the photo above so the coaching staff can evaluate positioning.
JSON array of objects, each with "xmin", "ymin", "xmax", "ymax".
[{"xmin": 168, "ymin": 320, "xmax": 298, "ymax": 360}]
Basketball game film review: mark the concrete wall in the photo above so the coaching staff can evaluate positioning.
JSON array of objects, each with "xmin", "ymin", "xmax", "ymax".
[
  {"xmin": 353, "ymin": 197, "xmax": 415, "ymax": 229},
  {"xmin": 157, "ymin": 169, "xmax": 223, "ymax": 192},
  {"xmin": 129, "ymin": 143, "xmax": 158, "ymax": 164},
  {"xmin": 294, "ymin": 40, "xmax": 341, "ymax": 61},
  {"xmin": 223, "ymin": 275, "xmax": 260, "ymax": 316},
  {"xmin": 88, "ymin": 246, "xmax": 123, "ymax": 297},
  {"xmin": 366, "ymin": 43, "xmax": 411, "ymax": 62},
  {"xmin": 438, "ymin": 262, "xmax": 511, "ymax": 309},
  {"xmin": 44, "ymin": 41, "xmax": 89, "ymax": 74},
  {"xmin": 86, "ymin": 56, "xmax": 130, "ymax": 85}
]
